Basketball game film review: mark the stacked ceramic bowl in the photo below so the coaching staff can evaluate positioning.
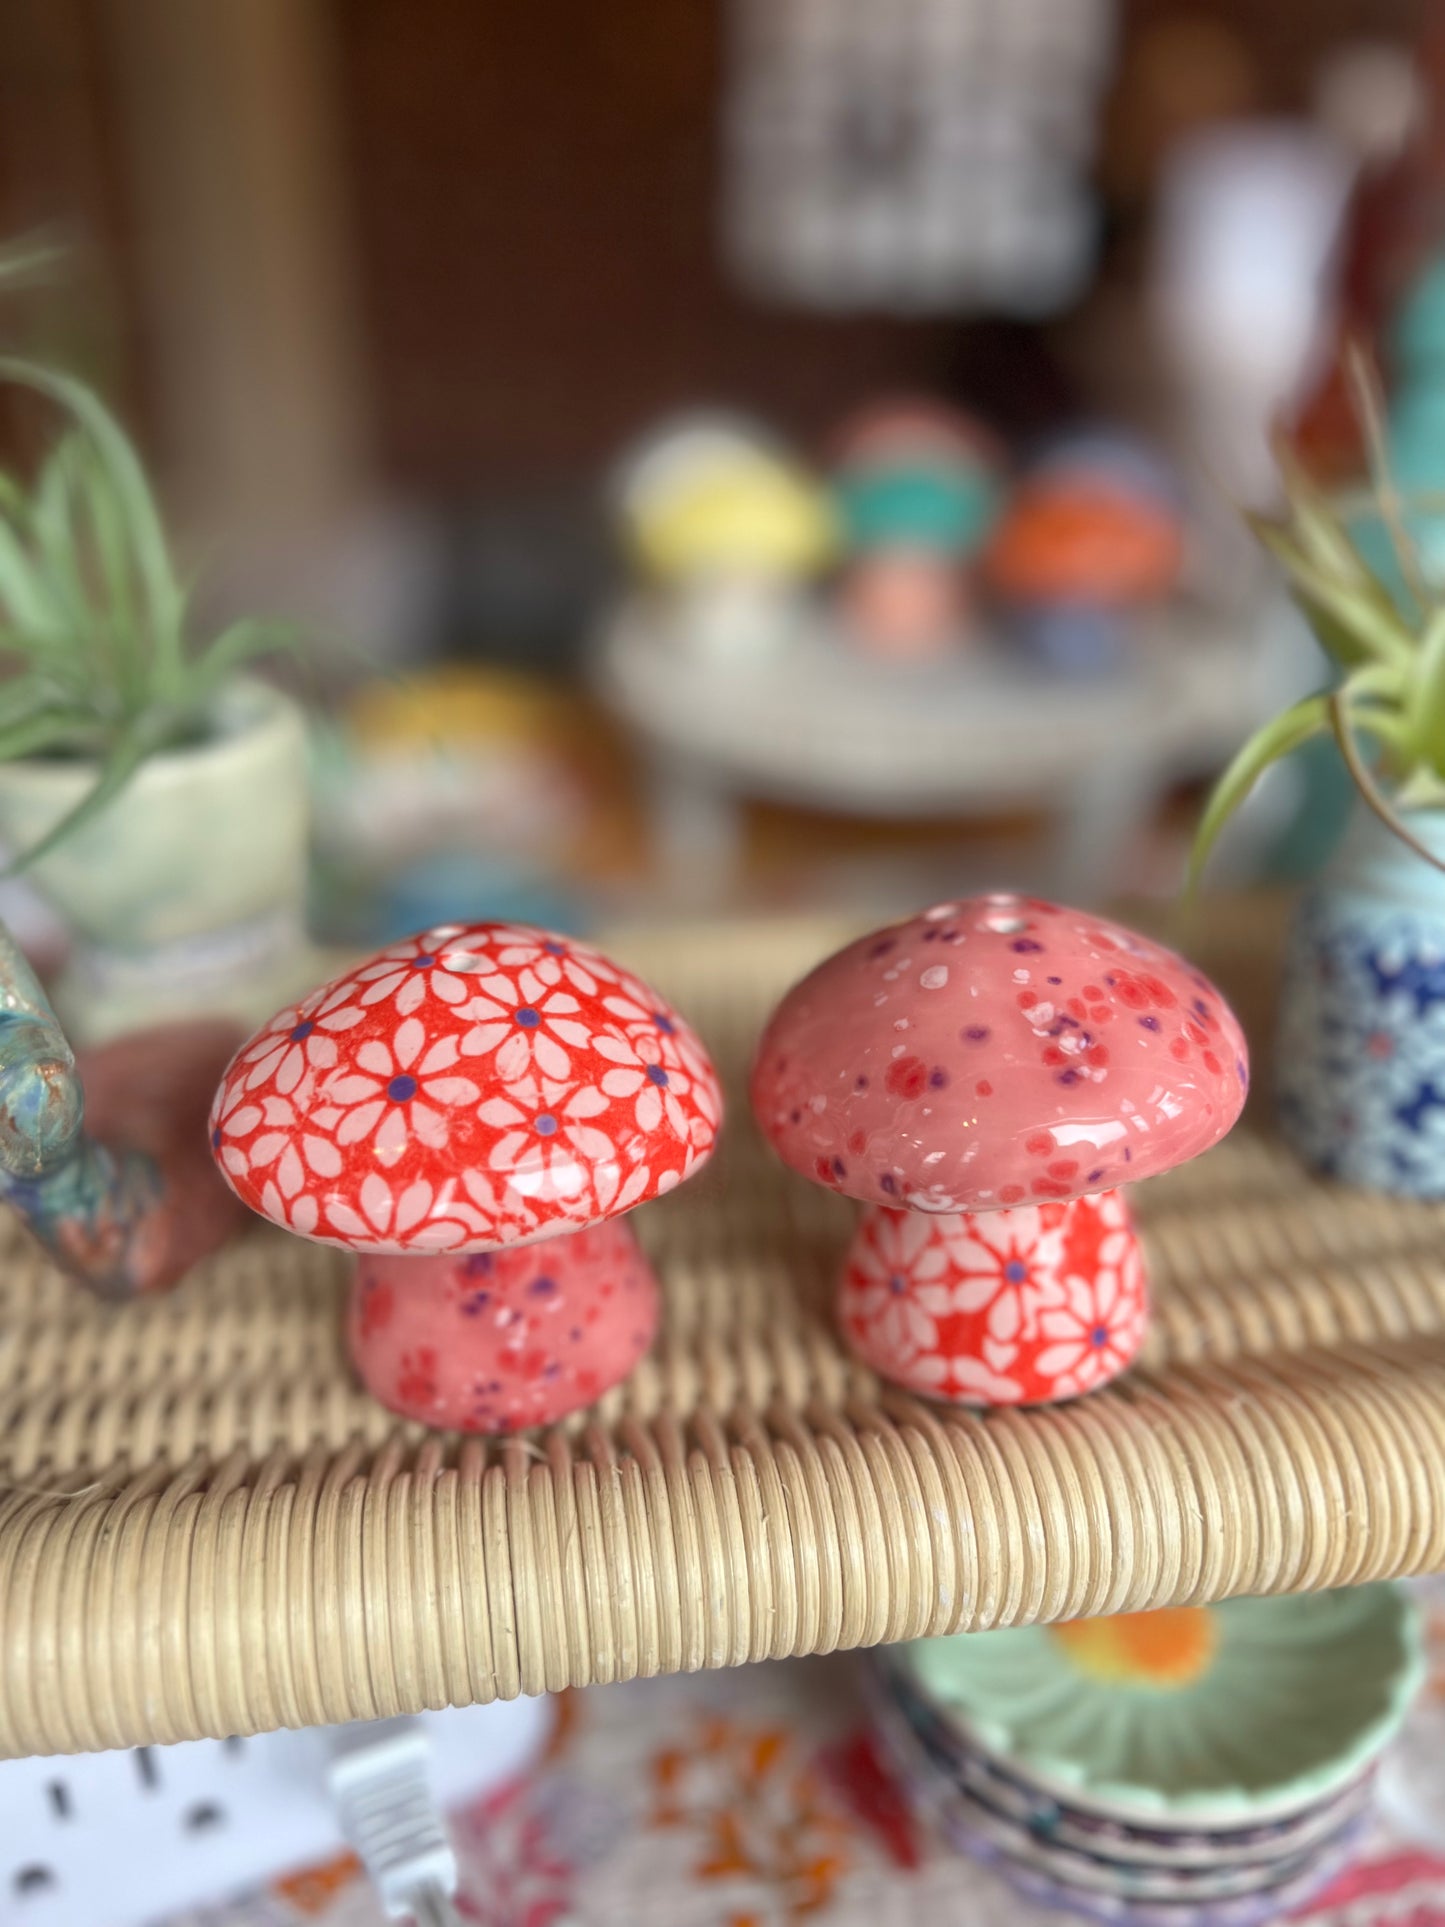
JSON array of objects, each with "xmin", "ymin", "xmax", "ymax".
[{"xmin": 868, "ymin": 1589, "xmax": 1423, "ymax": 1927}]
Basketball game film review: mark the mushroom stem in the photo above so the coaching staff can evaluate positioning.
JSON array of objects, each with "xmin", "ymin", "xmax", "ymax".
[
  {"xmin": 346, "ymin": 1217, "xmax": 661, "ymax": 1432},
  {"xmin": 839, "ymin": 1191, "xmax": 1147, "ymax": 1407}
]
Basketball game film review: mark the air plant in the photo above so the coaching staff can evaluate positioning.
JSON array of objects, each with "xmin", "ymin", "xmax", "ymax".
[
  {"xmin": 1190, "ymin": 353, "xmax": 1445, "ymax": 888},
  {"xmin": 0, "ymin": 357, "xmax": 294, "ymax": 869}
]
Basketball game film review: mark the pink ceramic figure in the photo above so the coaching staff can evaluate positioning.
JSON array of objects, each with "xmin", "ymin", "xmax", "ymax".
[
  {"xmin": 209, "ymin": 922, "xmax": 723, "ymax": 1430},
  {"xmin": 750, "ymin": 895, "xmax": 1248, "ymax": 1406}
]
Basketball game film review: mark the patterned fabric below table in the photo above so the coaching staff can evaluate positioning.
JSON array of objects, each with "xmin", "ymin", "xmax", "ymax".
[{"xmin": 156, "ymin": 1582, "xmax": 1445, "ymax": 1927}]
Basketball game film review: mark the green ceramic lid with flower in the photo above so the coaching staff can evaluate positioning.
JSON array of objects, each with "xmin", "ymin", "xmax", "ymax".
[{"xmin": 901, "ymin": 1587, "xmax": 1422, "ymax": 1825}]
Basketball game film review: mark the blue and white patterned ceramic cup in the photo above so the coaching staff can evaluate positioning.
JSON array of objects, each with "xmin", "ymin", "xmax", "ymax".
[{"xmin": 1276, "ymin": 807, "xmax": 1445, "ymax": 1195}]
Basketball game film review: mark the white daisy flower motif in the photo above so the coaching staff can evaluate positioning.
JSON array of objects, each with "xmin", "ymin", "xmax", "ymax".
[
  {"xmin": 457, "ymin": 971, "xmax": 594, "ymax": 1084},
  {"xmin": 479, "ymin": 1084, "xmax": 648, "ymax": 1216},
  {"xmin": 844, "ymin": 1210, "xmax": 955, "ymax": 1367},
  {"xmin": 592, "ymin": 1030, "xmax": 711, "ymax": 1143},
  {"xmin": 349, "ymin": 928, "xmax": 482, "ymax": 1017},
  {"xmin": 943, "ymin": 1354, "xmax": 1024, "ymax": 1402},
  {"xmin": 1033, "ymin": 1243, "xmax": 1147, "ymax": 1399},
  {"xmin": 320, "ymin": 1168, "xmax": 544, "ymax": 1257},
  {"xmin": 259, "ymin": 1174, "xmax": 319, "ymax": 1239},
  {"xmin": 210, "ymin": 1086, "xmax": 303, "ymax": 1181},
  {"xmin": 486, "ymin": 928, "xmax": 622, "ymax": 999},
  {"xmin": 939, "ymin": 1209, "xmax": 1067, "ymax": 1336},
  {"xmin": 236, "ymin": 978, "xmax": 366, "ymax": 1098},
  {"xmin": 311, "ymin": 1016, "xmax": 482, "ymax": 1167},
  {"xmin": 599, "ymin": 978, "xmax": 709, "ymax": 1078}
]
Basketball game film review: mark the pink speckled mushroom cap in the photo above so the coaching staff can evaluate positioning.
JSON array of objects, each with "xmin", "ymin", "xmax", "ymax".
[
  {"xmin": 209, "ymin": 921, "xmax": 722, "ymax": 1255},
  {"xmin": 750, "ymin": 895, "xmax": 1248, "ymax": 1213}
]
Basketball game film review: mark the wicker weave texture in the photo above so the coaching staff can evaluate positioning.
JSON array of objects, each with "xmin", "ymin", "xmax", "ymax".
[{"xmin": 2, "ymin": 911, "xmax": 1444, "ymax": 1759}]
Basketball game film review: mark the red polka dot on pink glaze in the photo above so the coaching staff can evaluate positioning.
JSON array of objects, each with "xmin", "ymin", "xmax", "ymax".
[
  {"xmin": 749, "ymin": 894, "xmax": 1246, "ymax": 1213},
  {"xmin": 749, "ymin": 895, "xmax": 1249, "ymax": 1408}
]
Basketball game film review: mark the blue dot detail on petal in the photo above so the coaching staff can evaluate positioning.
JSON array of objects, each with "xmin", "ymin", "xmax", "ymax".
[
  {"xmin": 413, "ymin": 954, "xmax": 436, "ymax": 969},
  {"xmin": 888, "ymin": 1273, "xmax": 906, "ymax": 1295},
  {"xmin": 654, "ymin": 1011, "xmax": 675, "ymax": 1035},
  {"xmin": 543, "ymin": 940, "xmax": 565, "ymax": 956},
  {"xmin": 1090, "ymin": 1324, "xmax": 1109, "ymax": 1348},
  {"xmin": 1005, "ymin": 1260, "xmax": 1027, "ymax": 1284},
  {"xmin": 515, "ymin": 1007, "xmax": 540, "ymax": 1028},
  {"xmin": 211, "ymin": 1127, "xmax": 222, "ymax": 1149},
  {"xmin": 646, "ymin": 1063, "xmax": 669, "ymax": 1086},
  {"xmin": 535, "ymin": 1113, "xmax": 558, "ymax": 1136},
  {"xmin": 387, "ymin": 1074, "xmax": 418, "ymax": 1102},
  {"xmin": 291, "ymin": 1019, "xmax": 315, "ymax": 1041}
]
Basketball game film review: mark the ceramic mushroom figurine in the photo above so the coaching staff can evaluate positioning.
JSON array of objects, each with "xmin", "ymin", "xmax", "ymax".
[
  {"xmin": 986, "ymin": 433, "xmax": 1185, "ymax": 677},
  {"xmin": 0, "ymin": 919, "xmax": 246, "ymax": 1297},
  {"xmin": 209, "ymin": 921, "xmax": 722, "ymax": 1430},
  {"xmin": 832, "ymin": 400, "xmax": 1001, "ymax": 661},
  {"xmin": 614, "ymin": 412, "xmax": 836, "ymax": 665},
  {"xmin": 750, "ymin": 895, "xmax": 1248, "ymax": 1406}
]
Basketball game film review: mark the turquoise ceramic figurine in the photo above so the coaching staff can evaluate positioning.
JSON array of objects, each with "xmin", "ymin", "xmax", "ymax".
[
  {"xmin": 832, "ymin": 401, "xmax": 1001, "ymax": 660},
  {"xmin": 1192, "ymin": 437, "xmax": 1445, "ymax": 1195},
  {"xmin": 0, "ymin": 921, "xmax": 244, "ymax": 1295}
]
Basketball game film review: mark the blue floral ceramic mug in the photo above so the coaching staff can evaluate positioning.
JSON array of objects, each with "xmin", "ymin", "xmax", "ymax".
[{"xmin": 1276, "ymin": 808, "xmax": 1445, "ymax": 1195}]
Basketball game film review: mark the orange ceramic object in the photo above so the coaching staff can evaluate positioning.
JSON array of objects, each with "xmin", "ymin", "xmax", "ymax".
[{"xmin": 987, "ymin": 485, "xmax": 1184, "ymax": 606}]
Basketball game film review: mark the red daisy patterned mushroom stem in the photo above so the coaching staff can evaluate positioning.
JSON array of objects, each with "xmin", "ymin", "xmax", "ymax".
[
  {"xmin": 749, "ymin": 896, "xmax": 1248, "ymax": 1407},
  {"xmin": 209, "ymin": 922, "xmax": 722, "ymax": 1431}
]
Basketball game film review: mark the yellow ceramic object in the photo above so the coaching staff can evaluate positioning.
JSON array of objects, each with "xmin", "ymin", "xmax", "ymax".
[
  {"xmin": 346, "ymin": 666, "xmax": 574, "ymax": 755},
  {"xmin": 629, "ymin": 455, "xmax": 837, "ymax": 582}
]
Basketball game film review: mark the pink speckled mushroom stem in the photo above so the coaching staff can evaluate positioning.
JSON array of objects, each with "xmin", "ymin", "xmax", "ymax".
[{"xmin": 346, "ymin": 1217, "xmax": 660, "ymax": 1433}]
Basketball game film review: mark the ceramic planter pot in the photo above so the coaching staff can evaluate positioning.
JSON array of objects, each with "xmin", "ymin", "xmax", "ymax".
[
  {"xmin": 1276, "ymin": 806, "xmax": 1445, "ymax": 1194},
  {"xmin": 0, "ymin": 678, "xmax": 313, "ymax": 1047}
]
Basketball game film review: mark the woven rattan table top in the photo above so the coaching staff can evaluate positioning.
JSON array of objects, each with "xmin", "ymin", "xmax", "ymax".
[{"xmin": 1, "ymin": 903, "xmax": 1443, "ymax": 1758}]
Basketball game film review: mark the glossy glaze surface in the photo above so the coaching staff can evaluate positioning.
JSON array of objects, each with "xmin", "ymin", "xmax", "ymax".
[
  {"xmin": 751, "ymin": 896, "xmax": 1248, "ymax": 1213},
  {"xmin": 348, "ymin": 1218, "xmax": 659, "ymax": 1431},
  {"xmin": 1276, "ymin": 810, "xmax": 1445, "ymax": 1196},
  {"xmin": 211, "ymin": 921, "xmax": 722, "ymax": 1254},
  {"xmin": 902, "ymin": 1586, "xmax": 1423, "ymax": 1825},
  {"xmin": 840, "ymin": 1189, "xmax": 1146, "ymax": 1404}
]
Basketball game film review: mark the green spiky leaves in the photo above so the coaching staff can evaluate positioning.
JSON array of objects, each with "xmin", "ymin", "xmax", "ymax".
[
  {"xmin": 0, "ymin": 359, "xmax": 295, "ymax": 869},
  {"xmin": 1189, "ymin": 403, "xmax": 1445, "ymax": 891}
]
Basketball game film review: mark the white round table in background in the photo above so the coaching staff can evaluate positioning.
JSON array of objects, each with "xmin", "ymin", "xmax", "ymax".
[{"xmin": 594, "ymin": 595, "xmax": 1299, "ymax": 904}]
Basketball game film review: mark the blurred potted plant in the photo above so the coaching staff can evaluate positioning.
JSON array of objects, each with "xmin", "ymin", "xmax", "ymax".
[
  {"xmin": 1190, "ymin": 379, "xmax": 1445, "ymax": 1194},
  {"xmin": 0, "ymin": 358, "xmax": 311, "ymax": 1045}
]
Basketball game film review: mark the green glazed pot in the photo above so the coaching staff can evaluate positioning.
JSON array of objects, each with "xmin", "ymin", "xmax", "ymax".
[{"xmin": 0, "ymin": 678, "xmax": 315, "ymax": 1046}]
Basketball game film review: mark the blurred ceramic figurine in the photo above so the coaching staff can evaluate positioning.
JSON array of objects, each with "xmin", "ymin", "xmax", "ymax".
[
  {"xmin": 986, "ymin": 432, "xmax": 1185, "ymax": 675},
  {"xmin": 832, "ymin": 400, "xmax": 1001, "ymax": 661},
  {"xmin": 0, "ymin": 920, "xmax": 245, "ymax": 1297},
  {"xmin": 613, "ymin": 412, "xmax": 835, "ymax": 664}
]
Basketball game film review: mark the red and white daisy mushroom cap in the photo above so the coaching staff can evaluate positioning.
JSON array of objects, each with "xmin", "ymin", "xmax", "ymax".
[
  {"xmin": 750, "ymin": 895, "xmax": 1248, "ymax": 1213},
  {"xmin": 209, "ymin": 922, "xmax": 722, "ymax": 1255}
]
